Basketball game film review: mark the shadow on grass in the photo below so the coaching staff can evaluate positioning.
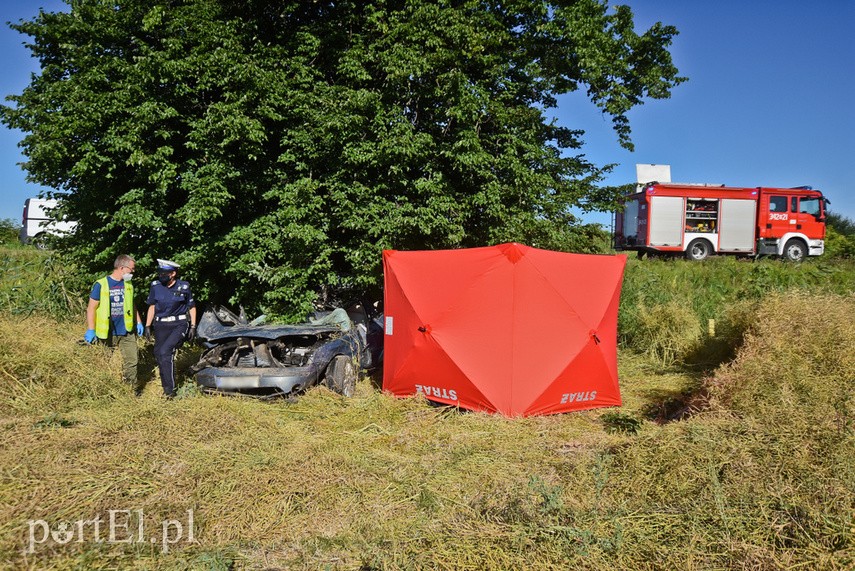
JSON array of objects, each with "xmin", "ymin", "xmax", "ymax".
[
  {"xmin": 634, "ymin": 333, "xmax": 746, "ymax": 424},
  {"xmin": 639, "ymin": 384, "xmax": 706, "ymax": 424}
]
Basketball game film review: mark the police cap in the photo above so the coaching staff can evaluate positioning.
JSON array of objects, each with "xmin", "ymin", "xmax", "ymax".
[{"xmin": 156, "ymin": 259, "xmax": 181, "ymax": 272}]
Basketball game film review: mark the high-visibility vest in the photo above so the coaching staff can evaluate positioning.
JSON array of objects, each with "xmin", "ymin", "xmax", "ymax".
[{"xmin": 94, "ymin": 277, "xmax": 134, "ymax": 339}]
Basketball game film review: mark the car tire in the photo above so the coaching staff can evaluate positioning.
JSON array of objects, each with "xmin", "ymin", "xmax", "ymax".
[
  {"xmin": 685, "ymin": 239, "xmax": 712, "ymax": 261},
  {"xmin": 324, "ymin": 355, "xmax": 357, "ymax": 397},
  {"xmin": 783, "ymin": 239, "xmax": 806, "ymax": 262},
  {"xmin": 31, "ymin": 233, "xmax": 49, "ymax": 250}
]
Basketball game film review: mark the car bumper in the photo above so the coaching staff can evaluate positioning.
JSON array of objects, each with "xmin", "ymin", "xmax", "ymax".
[{"xmin": 194, "ymin": 365, "xmax": 322, "ymax": 394}]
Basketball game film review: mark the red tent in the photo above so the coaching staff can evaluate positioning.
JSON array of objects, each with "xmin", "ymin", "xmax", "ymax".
[{"xmin": 382, "ymin": 243, "xmax": 627, "ymax": 417}]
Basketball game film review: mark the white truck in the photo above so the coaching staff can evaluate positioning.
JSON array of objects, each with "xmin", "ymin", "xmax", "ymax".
[{"xmin": 19, "ymin": 198, "xmax": 76, "ymax": 248}]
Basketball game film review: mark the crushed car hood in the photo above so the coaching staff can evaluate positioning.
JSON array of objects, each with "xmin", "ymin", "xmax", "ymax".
[{"xmin": 196, "ymin": 306, "xmax": 352, "ymax": 343}]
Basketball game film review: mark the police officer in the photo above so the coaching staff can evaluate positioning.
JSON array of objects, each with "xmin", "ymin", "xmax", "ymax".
[{"xmin": 144, "ymin": 259, "xmax": 197, "ymax": 398}]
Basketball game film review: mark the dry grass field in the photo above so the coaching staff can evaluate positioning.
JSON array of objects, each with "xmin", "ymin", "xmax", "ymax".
[{"xmin": 0, "ymin": 248, "xmax": 853, "ymax": 570}]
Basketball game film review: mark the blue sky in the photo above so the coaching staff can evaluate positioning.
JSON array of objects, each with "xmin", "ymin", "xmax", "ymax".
[{"xmin": 1, "ymin": 0, "xmax": 853, "ymax": 225}]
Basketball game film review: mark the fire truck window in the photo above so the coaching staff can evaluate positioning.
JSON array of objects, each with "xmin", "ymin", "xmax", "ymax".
[
  {"xmin": 800, "ymin": 198, "xmax": 820, "ymax": 216},
  {"xmin": 769, "ymin": 197, "xmax": 787, "ymax": 212},
  {"xmin": 790, "ymin": 197, "xmax": 798, "ymax": 212}
]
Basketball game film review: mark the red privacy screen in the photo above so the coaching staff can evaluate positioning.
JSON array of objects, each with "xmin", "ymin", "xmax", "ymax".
[{"xmin": 382, "ymin": 243, "xmax": 627, "ymax": 417}]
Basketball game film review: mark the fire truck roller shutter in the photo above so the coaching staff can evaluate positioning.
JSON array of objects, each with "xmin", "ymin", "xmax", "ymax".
[
  {"xmin": 648, "ymin": 196, "xmax": 684, "ymax": 246},
  {"xmin": 719, "ymin": 199, "xmax": 757, "ymax": 252}
]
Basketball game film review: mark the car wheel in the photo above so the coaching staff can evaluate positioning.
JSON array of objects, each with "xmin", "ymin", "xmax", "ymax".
[
  {"xmin": 685, "ymin": 239, "xmax": 712, "ymax": 261},
  {"xmin": 31, "ymin": 233, "xmax": 49, "ymax": 250},
  {"xmin": 783, "ymin": 239, "xmax": 806, "ymax": 262},
  {"xmin": 324, "ymin": 355, "xmax": 357, "ymax": 397}
]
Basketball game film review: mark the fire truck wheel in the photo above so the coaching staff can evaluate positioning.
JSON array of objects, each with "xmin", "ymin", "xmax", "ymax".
[
  {"xmin": 685, "ymin": 239, "xmax": 712, "ymax": 261},
  {"xmin": 783, "ymin": 239, "xmax": 807, "ymax": 262}
]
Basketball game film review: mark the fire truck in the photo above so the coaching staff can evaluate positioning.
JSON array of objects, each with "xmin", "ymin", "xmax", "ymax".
[{"xmin": 614, "ymin": 178, "xmax": 829, "ymax": 261}]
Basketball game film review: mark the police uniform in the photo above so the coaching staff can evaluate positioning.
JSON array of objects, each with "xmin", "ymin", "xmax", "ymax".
[{"xmin": 146, "ymin": 259, "xmax": 195, "ymax": 397}]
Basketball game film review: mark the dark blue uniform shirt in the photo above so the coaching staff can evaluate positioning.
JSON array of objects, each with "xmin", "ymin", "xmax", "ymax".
[{"xmin": 146, "ymin": 279, "xmax": 195, "ymax": 319}]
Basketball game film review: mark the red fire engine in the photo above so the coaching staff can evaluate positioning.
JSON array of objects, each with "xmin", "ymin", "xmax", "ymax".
[{"xmin": 614, "ymin": 182, "xmax": 828, "ymax": 261}]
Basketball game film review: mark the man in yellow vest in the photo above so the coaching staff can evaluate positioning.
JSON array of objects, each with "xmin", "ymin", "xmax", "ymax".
[{"xmin": 84, "ymin": 254, "xmax": 144, "ymax": 393}]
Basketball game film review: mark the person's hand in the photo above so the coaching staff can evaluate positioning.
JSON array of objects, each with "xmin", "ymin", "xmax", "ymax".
[
  {"xmin": 187, "ymin": 325, "xmax": 196, "ymax": 342},
  {"xmin": 84, "ymin": 329, "xmax": 96, "ymax": 344},
  {"xmin": 136, "ymin": 323, "xmax": 144, "ymax": 336},
  {"xmin": 144, "ymin": 326, "xmax": 152, "ymax": 341}
]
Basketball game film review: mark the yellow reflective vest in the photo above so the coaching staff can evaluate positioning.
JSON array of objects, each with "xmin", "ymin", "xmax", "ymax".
[{"xmin": 94, "ymin": 277, "xmax": 134, "ymax": 339}]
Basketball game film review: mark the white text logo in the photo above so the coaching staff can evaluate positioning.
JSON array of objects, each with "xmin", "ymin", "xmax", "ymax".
[
  {"xmin": 415, "ymin": 385, "xmax": 458, "ymax": 401},
  {"xmin": 561, "ymin": 391, "xmax": 597, "ymax": 404},
  {"xmin": 26, "ymin": 509, "xmax": 195, "ymax": 554}
]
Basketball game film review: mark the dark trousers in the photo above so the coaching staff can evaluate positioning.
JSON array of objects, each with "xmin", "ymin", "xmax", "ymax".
[{"xmin": 153, "ymin": 320, "xmax": 188, "ymax": 396}]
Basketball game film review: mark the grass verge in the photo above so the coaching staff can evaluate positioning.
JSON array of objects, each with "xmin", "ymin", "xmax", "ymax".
[{"xmin": 0, "ymin": 290, "xmax": 852, "ymax": 569}]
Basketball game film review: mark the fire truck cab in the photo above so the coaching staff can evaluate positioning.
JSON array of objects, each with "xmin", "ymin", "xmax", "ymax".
[{"xmin": 614, "ymin": 183, "xmax": 827, "ymax": 261}]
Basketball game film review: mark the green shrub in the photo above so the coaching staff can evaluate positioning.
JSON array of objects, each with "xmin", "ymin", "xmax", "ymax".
[
  {"xmin": 825, "ymin": 226, "xmax": 855, "ymax": 258},
  {"xmin": 0, "ymin": 248, "xmax": 86, "ymax": 320},
  {"xmin": 0, "ymin": 218, "xmax": 19, "ymax": 245}
]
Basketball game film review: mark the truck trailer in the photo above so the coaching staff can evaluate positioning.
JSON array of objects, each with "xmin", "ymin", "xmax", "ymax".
[
  {"xmin": 614, "ymin": 183, "xmax": 828, "ymax": 261},
  {"xmin": 19, "ymin": 198, "xmax": 77, "ymax": 248}
]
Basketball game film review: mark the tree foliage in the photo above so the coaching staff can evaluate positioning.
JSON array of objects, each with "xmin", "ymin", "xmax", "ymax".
[
  {"xmin": 2, "ymin": 0, "xmax": 684, "ymax": 317},
  {"xmin": 825, "ymin": 211, "xmax": 855, "ymax": 258},
  {"xmin": 827, "ymin": 211, "xmax": 855, "ymax": 236},
  {"xmin": 0, "ymin": 219, "xmax": 20, "ymax": 245}
]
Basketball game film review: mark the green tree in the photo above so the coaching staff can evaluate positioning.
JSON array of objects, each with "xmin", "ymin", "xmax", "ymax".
[
  {"xmin": 825, "ymin": 211, "xmax": 855, "ymax": 258},
  {"xmin": 827, "ymin": 211, "xmax": 855, "ymax": 236},
  {"xmin": 2, "ymin": 0, "xmax": 684, "ymax": 318}
]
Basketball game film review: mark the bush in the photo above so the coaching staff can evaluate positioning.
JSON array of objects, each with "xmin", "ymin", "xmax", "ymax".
[
  {"xmin": 825, "ymin": 226, "xmax": 855, "ymax": 259},
  {"xmin": 825, "ymin": 212, "xmax": 855, "ymax": 259},
  {"xmin": 0, "ymin": 218, "xmax": 19, "ymax": 245},
  {"xmin": 826, "ymin": 211, "xmax": 855, "ymax": 236},
  {"xmin": 0, "ymin": 248, "xmax": 86, "ymax": 320}
]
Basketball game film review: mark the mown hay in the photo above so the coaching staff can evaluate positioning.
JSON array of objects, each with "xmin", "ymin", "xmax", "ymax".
[
  {"xmin": 706, "ymin": 291, "xmax": 855, "ymax": 423},
  {"xmin": 632, "ymin": 300, "xmax": 701, "ymax": 365},
  {"xmin": 0, "ymin": 282, "xmax": 853, "ymax": 568}
]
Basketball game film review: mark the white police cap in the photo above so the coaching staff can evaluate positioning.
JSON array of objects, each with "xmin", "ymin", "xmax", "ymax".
[{"xmin": 156, "ymin": 259, "xmax": 181, "ymax": 271}]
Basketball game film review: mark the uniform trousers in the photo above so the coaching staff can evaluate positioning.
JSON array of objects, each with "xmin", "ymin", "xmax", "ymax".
[{"xmin": 152, "ymin": 320, "xmax": 188, "ymax": 396}]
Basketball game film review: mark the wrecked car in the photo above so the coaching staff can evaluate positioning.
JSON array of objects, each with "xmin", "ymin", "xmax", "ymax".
[{"xmin": 190, "ymin": 303, "xmax": 383, "ymax": 399}]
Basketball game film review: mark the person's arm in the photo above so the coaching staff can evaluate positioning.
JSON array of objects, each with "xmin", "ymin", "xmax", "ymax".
[
  {"xmin": 134, "ymin": 309, "xmax": 144, "ymax": 336},
  {"xmin": 86, "ymin": 297, "xmax": 99, "ymax": 331},
  {"xmin": 84, "ymin": 283, "xmax": 100, "ymax": 343},
  {"xmin": 185, "ymin": 305, "xmax": 198, "ymax": 341}
]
